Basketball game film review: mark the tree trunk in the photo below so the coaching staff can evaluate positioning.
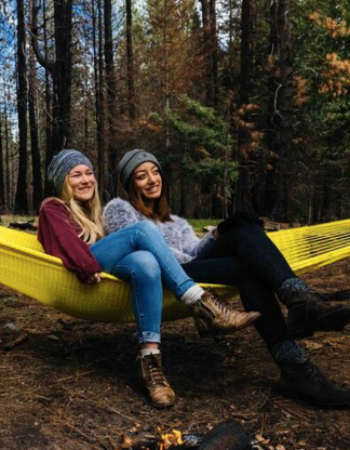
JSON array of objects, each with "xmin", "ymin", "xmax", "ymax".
[
  {"xmin": 31, "ymin": 0, "xmax": 73, "ymax": 156},
  {"xmin": 199, "ymin": 0, "xmax": 218, "ymax": 106},
  {"xmin": 14, "ymin": 0, "xmax": 28, "ymax": 214},
  {"xmin": 43, "ymin": 0, "xmax": 53, "ymax": 196},
  {"xmin": 0, "ymin": 107, "xmax": 4, "ymax": 210},
  {"xmin": 93, "ymin": 0, "xmax": 106, "ymax": 197},
  {"xmin": 4, "ymin": 104, "xmax": 11, "ymax": 209},
  {"xmin": 28, "ymin": 46, "xmax": 43, "ymax": 212},
  {"xmin": 235, "ymin": 0, "xmax": 257, "ymax": 212},
  {"xmin": 264, "ymin": 0, "xmax": 294, "ymax": 221},
  {"xmin": 52, "ymin": 0, "xmax": 73, "ymax": 153},
  {"xmin": 209, "ymin": 0, "xmax": 218, "ymax": 104},
  {"xmin": 126, "ymin": 0, "xmax": 136, "ymax": 120},
  {"xmin": 104, "ymin": 0, "xmax": 119, "ymax": 199}
]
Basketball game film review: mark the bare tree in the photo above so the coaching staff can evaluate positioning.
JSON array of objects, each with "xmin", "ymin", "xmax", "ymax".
[
  {"xmin": 104, "ymin": 0, "xmax": 119, "ymax": 199},
  {"xmin": 14, "ymin": 0, "xmax": 28, "ymax": 213},
  {"xmin": 28, "ymin": 44, "xmax": 43, "ymax": 212},
  {"xmin": 126, "ymin": 0, "xmax": 136, "ymax": 120},
  {"xmin": 92, "ymin": 0, "xmax": 106, "ymax": 197},
  {"xmin": 264, "ymin": 0, "xmax": 294, "ymax": 221},
  {"xmin": 235, "ymin": 0, "xmax": 257, "ymax": 212},
  {"xmin": 0, "ymin": 107, "xmax": 4, "ymax": 210},
  {"xmin": 31, "ymin": 0, "xmax": 73, "ymax": 156},
  {"xmin": 199, "ymin": 0, "xmax": 218, "ymax": 106}
]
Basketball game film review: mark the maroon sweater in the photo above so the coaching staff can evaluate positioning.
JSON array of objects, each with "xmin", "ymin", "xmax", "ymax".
[{"xmin": 38, "ymin": 199, "xmax": 101, "ymax": 283}]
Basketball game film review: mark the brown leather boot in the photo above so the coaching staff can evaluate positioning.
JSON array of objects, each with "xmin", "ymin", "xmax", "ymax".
[
  {"xmin": 190, "ymin": 290, "xmax": 260, "ymax": 337},
  {"xmin": 138, "ymin": 353, "xmax": 175, "ymax": 409}
]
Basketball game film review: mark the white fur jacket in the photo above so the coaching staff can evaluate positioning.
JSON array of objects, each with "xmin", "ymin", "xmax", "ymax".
[{"xmin": 103, "ymin": 198, "xmax": 216, "ymax": 264}]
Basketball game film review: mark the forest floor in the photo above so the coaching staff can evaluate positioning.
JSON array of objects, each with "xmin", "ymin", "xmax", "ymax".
[{"xmin": 1, "ymin": 258, "xmax": 350, "ymax": 449}]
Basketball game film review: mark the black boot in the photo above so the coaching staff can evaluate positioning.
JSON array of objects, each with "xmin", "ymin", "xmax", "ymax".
[
  {"xmin": 278, "ymin": 360, "xmax": 350, "ymax": 408},
  {"xmin": 286, "ymin": 291, "xmax": 350, "ymax": 338}
]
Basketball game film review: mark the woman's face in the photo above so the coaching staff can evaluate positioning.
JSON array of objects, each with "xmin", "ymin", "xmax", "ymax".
[
  {"xmin": 133, "ymin": 162, "xmax": 162, "ymax": 202},
  {"xmin": 67, "ymin": 164, "xmax": 96, "ymax": 202}
]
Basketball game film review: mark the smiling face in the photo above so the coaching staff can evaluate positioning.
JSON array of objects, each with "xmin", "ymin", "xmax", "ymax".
[
  {"xmin": 133, "ymin": 162, "xmax": 162, "ymax": 202},
  {"xmin": 67, "ymin": 164, "xmax": 96, "ymax": 202}
]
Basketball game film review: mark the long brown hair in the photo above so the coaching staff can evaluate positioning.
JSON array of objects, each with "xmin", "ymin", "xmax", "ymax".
[{"xmin": 127, "ymin": 174, "xmax": 172, "ymax": 222}]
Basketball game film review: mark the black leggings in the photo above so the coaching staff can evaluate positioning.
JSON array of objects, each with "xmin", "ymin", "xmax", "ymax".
[{"xmin": 182, "ymin": 223, "xmax": 297, "ymax": 347}]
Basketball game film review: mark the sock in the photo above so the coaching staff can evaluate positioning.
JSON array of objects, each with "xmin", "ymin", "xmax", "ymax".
[
  {"xmin": 181, "ymin": 285, "xmax": 205, "ymax": 305},
  {"xmin": 269, "ymin": 340, "xmax": 307, "ymax": 365},
  {"xmin": 139, "ymin": 348, "xmax": 161, "ymax": 357},
  {"xmin": 278, "ymin": 277, "xmax": 310, "ymax": 303}
]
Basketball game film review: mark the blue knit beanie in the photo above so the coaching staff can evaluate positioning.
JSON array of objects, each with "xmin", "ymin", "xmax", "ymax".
[
  {"xmin": 47, "ymin": 149, "xmax": 93, "ymax": 195},
  {"xmin": 118, "ymin": 149, "xmax": 162, "ymax": 189}
]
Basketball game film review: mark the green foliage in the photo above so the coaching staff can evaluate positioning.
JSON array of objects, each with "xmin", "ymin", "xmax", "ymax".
[
  {"xmin": 187, "ymin": 218, "xmax": 221, "ymax": 233},
  {"xmin": 166, "ymin": 95, "xmax": 238, "ymax": 184}
]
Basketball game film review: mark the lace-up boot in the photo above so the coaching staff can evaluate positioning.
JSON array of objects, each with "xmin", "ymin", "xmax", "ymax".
[
  {"xmin": 190, "ymin": 290, "xmax": 260, "ymax": 337},
  {"xmin": 278, "ymin": 360, "xmax": 350, "ymax": 408},
  {"xmin": 286, "ymin": 291, "xmax": 350, "ymax": 338},
  {"xmin": 138, "ymin": 353, "xmax": 175, "ymax": 408}
]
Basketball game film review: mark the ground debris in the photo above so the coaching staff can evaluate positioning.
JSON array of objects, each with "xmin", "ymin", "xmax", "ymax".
[
  {"xmin": 2, "ymin": 332, "xmax": 28, "ymax": 350},
  {"xmin": 1, "ymin": 258, "xmax": 350, "ymax": 449}
]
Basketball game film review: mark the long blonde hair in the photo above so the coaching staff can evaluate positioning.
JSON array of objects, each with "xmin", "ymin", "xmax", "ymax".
[{"xmin": 46, "ymin": 176, "xmax": 105, "ymax": 245}]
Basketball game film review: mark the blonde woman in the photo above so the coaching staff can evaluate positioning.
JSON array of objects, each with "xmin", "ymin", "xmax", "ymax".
[{"xmin": 38, "ymin": 149, "xmax": 259, "ymax": 409}]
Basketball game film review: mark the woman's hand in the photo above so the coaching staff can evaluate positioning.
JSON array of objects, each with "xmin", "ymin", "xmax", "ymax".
[{"xmin": 86, "ymin": 273, "xmax": 102, "ymax": 284}]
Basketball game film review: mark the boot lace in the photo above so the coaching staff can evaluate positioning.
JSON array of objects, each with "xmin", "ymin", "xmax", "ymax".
[
  {"xmin": 206, "ymin": 289, "xmax": 234, "ymax": 314},
  {"xmin": 145, "ymin": 355, "xmax": 168, "ymax": 387}
]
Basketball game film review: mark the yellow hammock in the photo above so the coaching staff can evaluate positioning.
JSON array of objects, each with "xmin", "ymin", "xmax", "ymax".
[{"xmin": 1, "ymin": 219, "xmax": 350, "ymax": 323}]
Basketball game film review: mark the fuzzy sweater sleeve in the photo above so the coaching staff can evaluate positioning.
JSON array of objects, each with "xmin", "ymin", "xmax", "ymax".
[
  {"xmin": 38, "ymin": 199, "xmax": 101, "ymax": 283},
  {"xmin": 103, "ymin": 198, "xmax": 143, "ymax": 234},
  {"xmin": 173, "ymin": 216, "xmax": 216, "ymax": 260}
]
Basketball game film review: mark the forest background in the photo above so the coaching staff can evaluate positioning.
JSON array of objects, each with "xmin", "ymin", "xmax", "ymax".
[{"xmin": 1, "ymin": 0, "xmax": 350, "ymax": 223}]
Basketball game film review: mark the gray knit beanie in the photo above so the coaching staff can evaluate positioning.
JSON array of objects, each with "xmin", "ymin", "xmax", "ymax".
[
  {"xmin": 47, "ymin": 149, "xmax": 93, "ymax": 195},
  {"xmin": 118, "ymin": 149, "xmax": 162, "ymax": 189}
]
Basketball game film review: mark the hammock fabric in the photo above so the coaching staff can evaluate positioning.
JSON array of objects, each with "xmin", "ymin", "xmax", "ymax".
[{"xmin": 1, "ymin": 219, "xmax": 350, "ymax": 323}]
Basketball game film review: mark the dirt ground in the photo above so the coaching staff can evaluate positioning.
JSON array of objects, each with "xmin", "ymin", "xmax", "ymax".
[{"xmin": 1, "ymin": 260, "xmax": 350, "ymax": 450}]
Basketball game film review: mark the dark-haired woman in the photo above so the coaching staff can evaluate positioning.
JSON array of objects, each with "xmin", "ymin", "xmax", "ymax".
[{"xmin": 103, "ymin": 148, "xmax": 350, "ymax": 408}]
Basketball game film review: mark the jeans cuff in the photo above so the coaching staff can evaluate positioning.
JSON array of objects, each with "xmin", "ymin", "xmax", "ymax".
[{"xmin": 139, "ymin": 331, "xmax": 161, "ymax": 344}]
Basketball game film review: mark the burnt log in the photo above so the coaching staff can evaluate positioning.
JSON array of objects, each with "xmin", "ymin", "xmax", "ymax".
[
  {"xmin": 125, "ymin": 419, "xmax": 253, "ymax": 450},
  {"xmin": 197, "ymin": 420, "xmax": 253, "ymax": 450}
]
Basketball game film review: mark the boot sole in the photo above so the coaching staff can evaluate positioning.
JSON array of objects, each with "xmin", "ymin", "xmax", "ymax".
[
  {"xmin": 278, "ymin": 385, "xmax": 350, "ymax": 409},
  {"xmin": 314, "ymin": 307, "xmax": 350, "ymax": 332},
  {"xmin": 287, "ymin": 307, "xmax": 350, "ymax": 338},
  {"xmin": 198, "ymin": 312, "xmax": 261, "ymax": 338},
  {"xmin": 148, "ymin": 399, "xmax": 176, "ymax": 409}
]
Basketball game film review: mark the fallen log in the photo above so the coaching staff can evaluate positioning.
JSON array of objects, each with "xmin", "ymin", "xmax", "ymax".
[{"xmin": 9, "ymin": 220, "xmax": 37, "ymax": 231}]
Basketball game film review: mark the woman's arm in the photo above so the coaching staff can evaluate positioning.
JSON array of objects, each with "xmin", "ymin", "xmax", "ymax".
[
  {"xmin": 38, "ymin": 199, "xmax": 101, "ymax": 283},
  {"xmin": 176, "ymin": 217, "xmax": 216, "ymax": 260},
  {"xmin": 103, "ymin": 198, "xmax": 142, "ymax": 234}
]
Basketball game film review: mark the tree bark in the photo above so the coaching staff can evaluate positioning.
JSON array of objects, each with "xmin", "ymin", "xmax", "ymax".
[
  {"xmin": 264, "ymin": 0, "xmax": 294, "ymax": 221},
  {"xmin": 92, "ymin": 0, "xmax": 106, "ymax": 197},
  {"xmin": 14, "ymin": 0, "xmax": 28, "ymax": 213},
  {"xmin": 235, "ymin": 0, "xmax": 257, "ymax": 212},
  {"xmin": 199, "ymin": 0, "xmax": 218, "ymax": 106},
  {"xmin": 31, "ymin": 0, "xmax": 73, "ymax": 156},
  {"xmin": 104, "ymin": 0, "xmax": 119, "ymax": 199},
  {"xmin": 4, "ymin": 104, "xmax": 11, "ymax": 209},
  {"xmin": 126, "ymin": 0, "xmax": 136, "ymax": 120},
  {"xmin": 43, "ymin": 0, "xmax": 53, "ymax": 196},
  {"xmin": 28, "ymin": 46, "xmax": 43, "ymax": 212},
  {"xmin": 0, "ymin": 106, "xmax": 4, "ymax": 210}
]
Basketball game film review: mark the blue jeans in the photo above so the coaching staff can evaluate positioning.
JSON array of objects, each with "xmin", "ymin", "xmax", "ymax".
[{"xmin": 91, "ymin": 221, "xmax": 195, "ymax": 344}]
